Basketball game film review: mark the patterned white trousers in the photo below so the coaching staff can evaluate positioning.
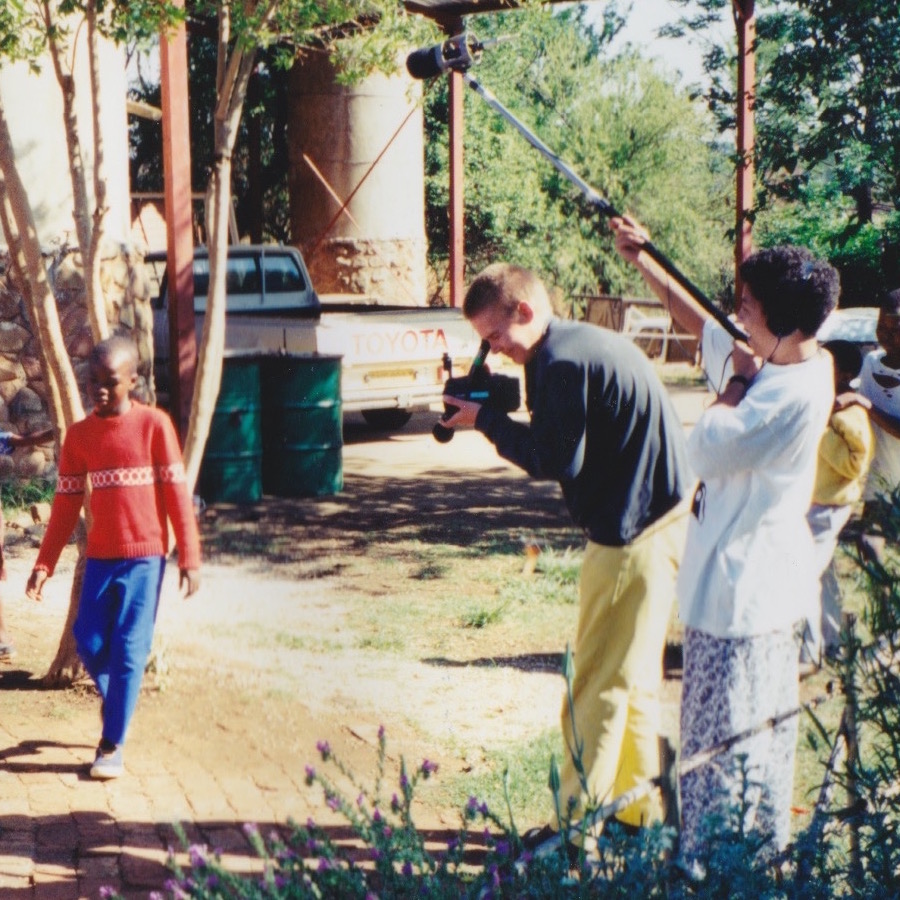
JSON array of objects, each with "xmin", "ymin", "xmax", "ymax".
[{"xmin": 679, "ymin": 626, "xmax": 799, "ymax": 864}]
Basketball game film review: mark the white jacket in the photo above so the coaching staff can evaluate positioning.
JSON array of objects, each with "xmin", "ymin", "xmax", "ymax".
[{"xmin": 678, "ymin": 319, "xmax": 834, "ymax": 638}]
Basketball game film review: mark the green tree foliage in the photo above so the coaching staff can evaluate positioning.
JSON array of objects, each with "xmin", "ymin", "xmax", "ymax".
[
  {"xmin": 422, "ymin": 5, "xmax": 733, "ymax": 306},
  {"xmin": 667, "ymin": 0, "xmax": 900, "ymax": 303},
  {"xmin": 129, "ymin": 39, "xmax": 294, "ymax": 243}
]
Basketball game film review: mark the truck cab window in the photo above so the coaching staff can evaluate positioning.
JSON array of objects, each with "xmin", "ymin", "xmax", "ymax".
[{"xmin": 264, "ymin": 254, "xmax": 306, "ymax": 293}]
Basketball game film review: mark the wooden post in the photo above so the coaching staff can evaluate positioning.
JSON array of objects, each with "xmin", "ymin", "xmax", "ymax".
[
  {"xmin": 448, "ymin": 67, "xmax": 465, "ymax": 308},
  {"xmin": 160, "ymin": 0, "xmax": 196, "ymax": 441}
]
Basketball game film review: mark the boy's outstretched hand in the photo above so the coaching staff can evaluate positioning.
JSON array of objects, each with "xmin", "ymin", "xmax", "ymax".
[
  {"xmin": 26, "ymin": 568, "xmax": 47, "ymax": 601},
  {"xmin": 180, "ymin": 568, "xmax": 200, "ymax": 598}
]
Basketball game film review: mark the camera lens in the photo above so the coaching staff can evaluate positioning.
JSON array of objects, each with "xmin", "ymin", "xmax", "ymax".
[{"xmin": 432, "ymin": 422, "xmax": 455, "ymax": 443}]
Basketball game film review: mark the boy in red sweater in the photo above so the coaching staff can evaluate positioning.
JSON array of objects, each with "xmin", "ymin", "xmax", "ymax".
[{"xmin": 26, "ymin": 336, "xmax": 201, "ymax": 779}]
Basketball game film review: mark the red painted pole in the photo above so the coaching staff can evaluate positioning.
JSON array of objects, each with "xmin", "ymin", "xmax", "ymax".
[
  {"xmin": 448, "ymin": 67, "xmax": 465, "ymax": 307},
  {"xmin": 160, "ymin": 0, "xmax": 196, "ymax": 441}
]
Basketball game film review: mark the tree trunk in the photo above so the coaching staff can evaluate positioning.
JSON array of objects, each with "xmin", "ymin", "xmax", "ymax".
[
  {"xmin": 0, "ymin": 89, "xmax": 88, "ymax": 685},
  {"xmin": 182, "ymin": 12, "xmax": 262, "ymax": 493},
  {"xmin": 43, "ymin": 0, "xmax": 109, "ymax": 344},
  {"xmin": 0, "ymin": 97, "xmax": 84, "ymax": 432},
  {"xmin": 40, "ymin": 519, "xmax": 88, "ymax": 688}
]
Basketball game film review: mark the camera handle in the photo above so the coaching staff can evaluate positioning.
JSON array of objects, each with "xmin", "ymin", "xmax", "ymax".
[
  {"xmin": 433, "ymin": 339, "xmax": 492, "ymax": 443},
  {"xmin": 460, "ymin": 71, "xmax": 747, "ymax": 343}
]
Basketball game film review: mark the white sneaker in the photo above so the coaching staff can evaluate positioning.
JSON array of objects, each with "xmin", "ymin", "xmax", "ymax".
[{"xmin": 90, "ymin": 744, "xmax": 124, "ymax": 780}]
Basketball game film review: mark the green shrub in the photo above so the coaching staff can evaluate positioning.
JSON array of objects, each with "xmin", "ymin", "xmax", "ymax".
[{"xmin": 1, "ymin": 476, "xmax": 55, "ymax": 513}]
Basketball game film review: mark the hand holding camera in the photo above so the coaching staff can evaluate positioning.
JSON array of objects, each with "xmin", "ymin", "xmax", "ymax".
[{"xmin": 434, "ymin": 339, "xmax": 521, "ymax": 443}]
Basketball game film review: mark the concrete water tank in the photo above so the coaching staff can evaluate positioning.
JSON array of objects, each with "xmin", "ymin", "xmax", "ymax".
[
  {"xmin": 287, "ymin": 50, "xmax": 427, "ymax": 305},
  {"xmin": 0, "ymin": 38, "xmax": 130, "ymax": 248}
]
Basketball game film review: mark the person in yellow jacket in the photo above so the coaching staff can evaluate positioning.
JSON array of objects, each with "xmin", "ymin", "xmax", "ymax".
[{"xmin": 805, "ymin": 339, "xmax": 874, "ymax": 662}]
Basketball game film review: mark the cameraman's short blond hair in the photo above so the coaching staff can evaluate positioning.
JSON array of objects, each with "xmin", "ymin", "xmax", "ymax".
[{"xmin": 463, "ymin": 263, "xmax": 552, "ymax": 321}]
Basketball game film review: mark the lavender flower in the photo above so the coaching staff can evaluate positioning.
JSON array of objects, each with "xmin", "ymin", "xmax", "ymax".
[{"xmin": 316, "ymin": 739, "xmax": 332, "ymax": 760}]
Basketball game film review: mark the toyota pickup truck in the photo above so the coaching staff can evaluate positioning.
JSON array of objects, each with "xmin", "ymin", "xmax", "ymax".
[{"xmin": 148, "ymin": 245, "xmax": 483, "ymax": 430}]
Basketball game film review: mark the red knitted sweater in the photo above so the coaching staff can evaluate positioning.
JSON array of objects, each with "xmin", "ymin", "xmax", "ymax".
[{"xmin": 35, "ymin": 403, "xmax": 201, "ymax": 575}]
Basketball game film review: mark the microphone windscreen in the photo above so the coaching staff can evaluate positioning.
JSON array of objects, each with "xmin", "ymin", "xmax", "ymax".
[{"xmin": 406, "ymin": 46, "xmax": 443, "ymax": 80}]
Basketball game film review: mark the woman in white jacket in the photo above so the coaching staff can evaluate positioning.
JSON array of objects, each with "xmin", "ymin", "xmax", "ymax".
[{"xmin": 612, "ymin": 216, "xmax": 840, "ymax": 867}]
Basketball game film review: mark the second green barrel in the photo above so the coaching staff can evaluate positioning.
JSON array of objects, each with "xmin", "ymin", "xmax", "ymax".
[{"xmin": 261, "ymin": 354, "xmax": 343, "ymax": 497}]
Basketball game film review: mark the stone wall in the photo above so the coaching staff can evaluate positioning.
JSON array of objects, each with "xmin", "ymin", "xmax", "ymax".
[
  {"xmin": 306, "ymin": 236, "xmax": 428, "ymax": 303},
  {"xmin": 0, "ymin": 243, "xmax": 154, "ymax": 482}
]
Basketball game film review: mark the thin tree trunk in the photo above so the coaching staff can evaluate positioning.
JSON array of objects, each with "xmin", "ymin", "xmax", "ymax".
[
  {"xmin": 85, "ymin": 0, "xmax": 110, "ymax": 343},
  {"xmin": 43, "ymin": 0, "xmax": 109, "ymax": 344},
  {"xmin": 40, "ymin": 519, "xmax": 89, "ymax": 687},
  {"xmin": 0, "ymin": 91, "xmax": 88, "ymax": 686},
  {"xmin": 0, "ymin": 97, "xmax": 84, "ymax": 431},
  {"xmin": 182, "ymin": 6, "xmax": 264, "ymax": 491}
]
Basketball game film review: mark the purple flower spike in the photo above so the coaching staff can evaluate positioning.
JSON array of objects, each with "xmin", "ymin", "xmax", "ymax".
[
  {"xmin": 420, "ymin": 759, "xmax": 438, "ymax": 777},
  {"xmin": 316, "ymin": 740, "xmax": 331, "ymax": 760}
]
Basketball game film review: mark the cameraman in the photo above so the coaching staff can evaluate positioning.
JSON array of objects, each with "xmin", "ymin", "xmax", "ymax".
[{"xmin": 442, "ymin": 262, "xmax": 692, "ymax": 841}]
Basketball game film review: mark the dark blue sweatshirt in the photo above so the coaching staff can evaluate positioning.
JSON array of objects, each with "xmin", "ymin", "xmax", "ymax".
[{"xmin": 475, "ymin": 318, "xmax": 691, "ymax": 546}]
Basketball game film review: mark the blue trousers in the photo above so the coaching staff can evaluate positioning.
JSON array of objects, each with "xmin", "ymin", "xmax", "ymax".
[{"xmin": 74, "ymin": 557, "xmax": 165, "ymax": 746}]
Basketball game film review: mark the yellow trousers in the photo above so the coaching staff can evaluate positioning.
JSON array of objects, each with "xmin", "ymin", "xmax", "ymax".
[{"xmin": 558, "ymin": 503, "xmax": 687, "ymax": 829}]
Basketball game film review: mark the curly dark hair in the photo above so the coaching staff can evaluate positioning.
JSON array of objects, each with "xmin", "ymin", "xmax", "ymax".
[{"xmin": 739, "ymin": 246, "xmax": 840, "ymax": 338}]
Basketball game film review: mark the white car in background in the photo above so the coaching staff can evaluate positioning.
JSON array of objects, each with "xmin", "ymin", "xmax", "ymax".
[{"xmin": 817, "ymin": 306, "xmax": 879, "ymax": 353}]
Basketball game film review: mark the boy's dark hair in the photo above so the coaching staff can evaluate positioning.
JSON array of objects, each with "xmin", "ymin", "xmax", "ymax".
[
  {"xmin": 822, "ymin": 339, "xmax": 863, "ymax": 378},
  {"xmin": 739, "ymin": 246, "xmax": 840, "ymax": 338},
  {"xmin": 91, "ymin": 335, "xmax": 138, "ymax": 372},
  {"xmin": 879, "ymin": 287, "xmax": 900, "ymax": 316}
]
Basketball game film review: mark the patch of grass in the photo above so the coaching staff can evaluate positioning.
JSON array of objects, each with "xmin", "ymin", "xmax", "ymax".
[
  {"xmin": 499, "ymin": 546, "xmax": 582, "ymax": 607},
  {"xmin": 355, "ymin": 634, "xmax": 406, "ymax": 652},
  {"xmin": 412, "ymin": 561, "xmax": 448, "ymax": 580},
  {"xmin": 460, "ymin": 602, "xmax": 509, "ymax": 629},
  {"xmin": 1, "ymin": 477, "xmax": 55, "ymax": 513},
  {"xmin": 436, "ymin": 728, "xmax": 565, "ymax": 826},
  {"xmin": 272, "ymin": 632, "xmax": 343, "ymax": 653}
]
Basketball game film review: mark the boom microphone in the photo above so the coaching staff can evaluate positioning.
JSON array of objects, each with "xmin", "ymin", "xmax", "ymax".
[
  {"xmin": 406, "ymin": 34, "xmax": 481, "ymax": 80},
  {"xmin": 407, "ymin": 33, "xmax": 510, "ymax": 80}
]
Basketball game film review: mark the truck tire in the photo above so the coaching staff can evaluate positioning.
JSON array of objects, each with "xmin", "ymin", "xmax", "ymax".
[{"xmin": 361, "ymin": 408, "xmax": 414, "ymax": 431}]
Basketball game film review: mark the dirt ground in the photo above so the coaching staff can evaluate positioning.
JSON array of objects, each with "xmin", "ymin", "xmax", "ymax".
[{"xmin": 0, "ymin": 384, "xmax": 709, "ymax": 896}]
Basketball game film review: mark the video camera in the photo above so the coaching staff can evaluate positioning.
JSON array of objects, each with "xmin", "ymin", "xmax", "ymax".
[{"xmin": 433, "ymin": 339, "xmax": 521, "ymax": 443}]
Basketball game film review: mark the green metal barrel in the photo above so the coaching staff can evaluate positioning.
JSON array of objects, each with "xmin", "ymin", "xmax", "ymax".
[
  {"xmin": 199, "ymin": 354, "xmax": 263, "ymax": 503},
  {"xmin": 261, "ymin": 354, "xmax": 343, "ymax": 497}
]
